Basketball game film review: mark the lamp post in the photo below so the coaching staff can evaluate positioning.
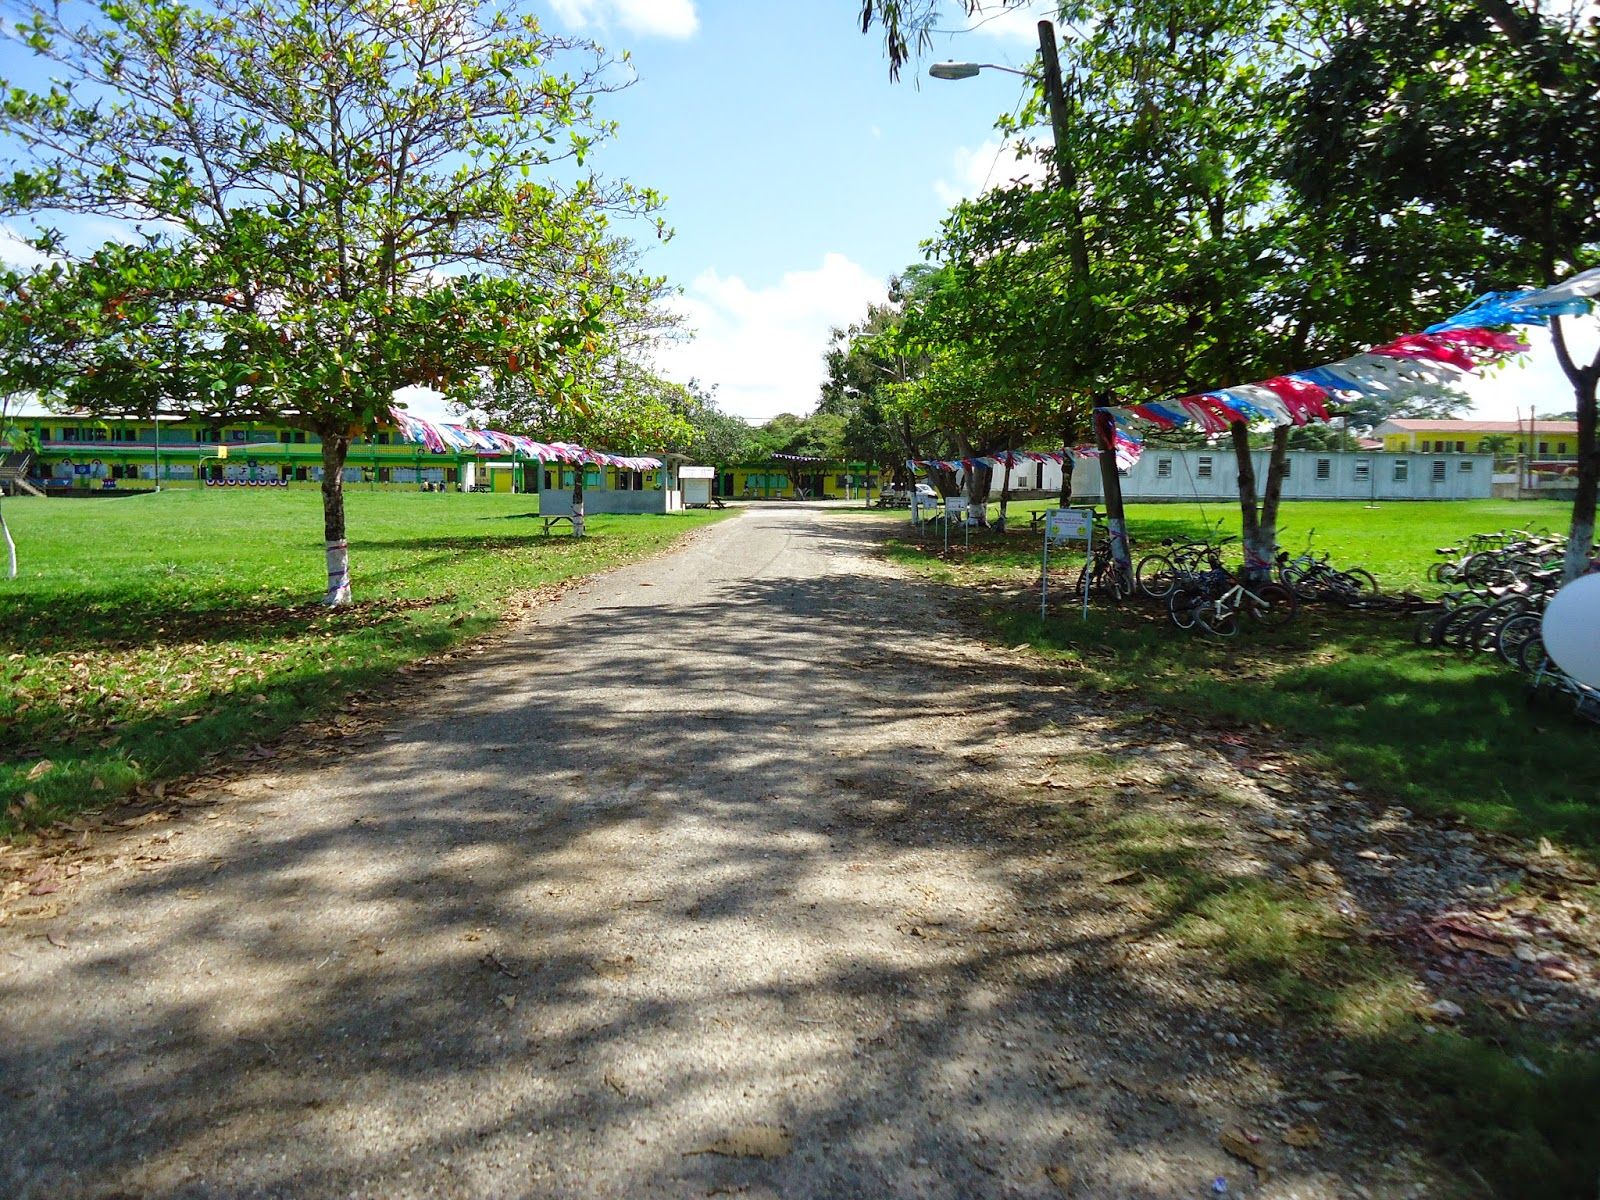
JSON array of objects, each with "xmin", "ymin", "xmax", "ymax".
[{"xmin": 929, "ymin": 24, "xmax": 1132, "ymax": 575}]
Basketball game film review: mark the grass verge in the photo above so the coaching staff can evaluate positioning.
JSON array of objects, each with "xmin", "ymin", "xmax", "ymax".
[
  {"xmin": 1, "ymin": 489, "xmax": 730, "ymax": 835},
  {"xmin": 884, "ymin": 498, "xmax": 1599, "ymax": 1198}
]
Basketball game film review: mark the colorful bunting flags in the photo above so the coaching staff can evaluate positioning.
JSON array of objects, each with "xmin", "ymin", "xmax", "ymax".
[{"xmin": 386, "ymin": 407, "xmax": 662, "ymax": 471}]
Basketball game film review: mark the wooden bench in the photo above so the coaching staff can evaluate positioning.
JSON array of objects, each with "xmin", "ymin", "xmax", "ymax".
[{"xmin": 541, "ymin": 515, "xmax": 577, "ymax": 535}]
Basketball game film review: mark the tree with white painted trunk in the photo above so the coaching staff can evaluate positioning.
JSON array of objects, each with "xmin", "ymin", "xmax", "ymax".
[
  {"xmin": 0, "ymin": 395, "xmax": 34, "ymax": 580},
  {"xmin": 0, "ymin": 0, "xmax": 663, "ymax": 602}
]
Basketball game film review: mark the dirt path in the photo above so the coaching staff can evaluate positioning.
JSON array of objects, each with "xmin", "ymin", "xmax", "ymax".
[{"xmin": 4, "ymin": 508, "xmax": 1458, "ymax": 1198}]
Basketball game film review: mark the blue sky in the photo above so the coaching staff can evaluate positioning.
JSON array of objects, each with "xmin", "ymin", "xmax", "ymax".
[
  {"xmin": 1, "ymin": 0, "xmax": 1593, "ymax": 424},
  {"xmin": 568, "ymin": 0, "xmax": 1060, "ymax": 421},
  {"xmin": 554, "ymin": 0, "xmax": 1593, "ymax": 424}
]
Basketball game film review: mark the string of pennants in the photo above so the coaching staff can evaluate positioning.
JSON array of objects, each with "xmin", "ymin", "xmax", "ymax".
[
  {"xmin": 386, "ymin": 406, "xmax": 662, "ymax": 470},
  {"xmin": 908, "ymin": 268, "xmax": 1599, "ymax": 477}
]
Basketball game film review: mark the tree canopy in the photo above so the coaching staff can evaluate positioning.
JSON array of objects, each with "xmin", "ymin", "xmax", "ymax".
[{"xmin": 0, "ymin": 0, "xmax": 666, "ymax": 600}]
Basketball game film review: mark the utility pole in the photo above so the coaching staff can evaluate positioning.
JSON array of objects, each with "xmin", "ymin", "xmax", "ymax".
[{"xmin": 1037, "ymin": 20, "xmax": 1131, "ymax": 571}]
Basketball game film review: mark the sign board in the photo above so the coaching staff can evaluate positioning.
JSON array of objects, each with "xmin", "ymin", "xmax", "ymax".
[
  {"xmin": 1046, "ymin": 507, "xmax": 1093, "ymax": 542},
  {"xmin": 73, "ymin": 464, "xmax": 89, "ymax": 476},
  {"xmin": 215, "ymin": 445, "xmax": 229, "ymax": 460},
  {"xmin": 945, "ymin": 497, "xmax": 968, "ymax": 516}
]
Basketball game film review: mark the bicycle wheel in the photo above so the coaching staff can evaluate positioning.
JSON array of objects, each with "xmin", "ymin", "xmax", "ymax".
[
  {"xmin": 1437, "ymin": 604, "xmax": 1488, "ymax": 648},
  {"xmin": 1334, "ymin": 568, "xmax": 1379, "ymax": 595},
  {"xmin": 1516, "ymin": 634, "xmax": 1548, "ymax": 676},
  {"xmin": 1412, "ymin": 611, "xmax": 1443, "ymax": 646},
  {"xmin": 1168, "ymin": 588, "xmax": 1203, "ymax": 630},
  {"xmin": 1496, "ymin": 613, "xmax": 1543, "ymax": 665},
  {"xmin": 1197, "ymin": 601, "xmax": 1239, "ymax": 638},
  {"xmin": 1244, "ymin": 581, "xmax": 1299, "ymax": 626},
  {"xmin": 1136, "ymin": 553, "xmax": 1178, "ymax": 599},
  {"xmin": 1101, "ymin": 560, "xmax": 1135, "ymax": 602}
]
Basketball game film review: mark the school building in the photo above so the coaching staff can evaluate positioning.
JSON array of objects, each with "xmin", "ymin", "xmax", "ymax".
[{"xmin": 7, "ymin": 408, "xmax": 669, "ymax": 495}]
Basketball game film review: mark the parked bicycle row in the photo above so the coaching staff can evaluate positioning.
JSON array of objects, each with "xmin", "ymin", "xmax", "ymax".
[{"xmin": 1128, "ymin": 530, "xmax": 1390, "ymax": 637}]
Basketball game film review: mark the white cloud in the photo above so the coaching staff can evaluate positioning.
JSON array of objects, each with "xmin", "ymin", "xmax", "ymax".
[
  {"xmin": 0, "ymin": 224, "xmax": 50, "ymax": 270},
  {"xmin": 655, "ymin": 253, "xmax": 887, "ymax": 421},
  {"xmin": 1464, "ymin": 316, "xmax": 1600, "ymax": 420},
  {"xmin": 549, "ymin": 0, "xmax": 698, "ymax": 38},
  {"xmin": 960, "ymin": 0, "xmax": 1058, "ymax": 43},
  {"xmin": 933, "ymin": 136, "xmax": 1049, "ymax": 206}
]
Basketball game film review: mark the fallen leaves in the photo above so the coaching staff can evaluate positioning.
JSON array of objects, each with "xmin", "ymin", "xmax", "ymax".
[
  {"xmin": 1282, "ymin": 1123, "xmax": 1321, "ymax": 1148},
  {"xmin": 1219, "ymin": 1126, "xmax": 1271, "ymax": 1177},
  {"xmin": 686, "ymin": 1126, "xmax": 793, "ymax": 1159}
]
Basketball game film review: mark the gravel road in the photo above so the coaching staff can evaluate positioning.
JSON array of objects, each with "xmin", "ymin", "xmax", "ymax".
[{"xmin": 2, "ymin": 507, "xmax": 1428, "ymax": 1199}]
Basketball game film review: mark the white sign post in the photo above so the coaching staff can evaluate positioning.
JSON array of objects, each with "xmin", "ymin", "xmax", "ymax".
[
  {"xmin": 1041, "ymin": 507, "xmax": 1095, "ymax": 621},
  {"xmin": 944, "ymin": 496, "xmax": 968, "ymax": 553}
]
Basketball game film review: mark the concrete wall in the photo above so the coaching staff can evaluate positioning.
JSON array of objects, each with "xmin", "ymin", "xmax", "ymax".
[{"xmin": 540, "ymin": 487, "xmax": 683, "ymax": 515}]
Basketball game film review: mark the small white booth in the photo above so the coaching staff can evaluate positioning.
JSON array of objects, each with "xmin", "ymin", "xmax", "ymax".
[{"xmin": 679, "ymin": 464, "xmax": 716, "ymax": 507}]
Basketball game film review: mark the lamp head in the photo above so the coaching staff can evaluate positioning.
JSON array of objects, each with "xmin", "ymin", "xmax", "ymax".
[{"xmin": 929, "ymin": 61, "xmax": 982, "ymax": 80}]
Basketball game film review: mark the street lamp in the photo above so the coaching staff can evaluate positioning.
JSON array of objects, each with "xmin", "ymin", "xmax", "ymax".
[
  {"xmin": 928, "ymin": 61, "xmax": 1031, "ymax": 80},
  {"xmin": 927, "ymin": 22, "xmax": 1134, "ymax": 576}
]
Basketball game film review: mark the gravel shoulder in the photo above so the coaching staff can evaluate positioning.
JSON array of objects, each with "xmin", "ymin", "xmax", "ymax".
[{"xmin": 2, "ymin": 507, "xmax": 1587, "ymax": 1198}]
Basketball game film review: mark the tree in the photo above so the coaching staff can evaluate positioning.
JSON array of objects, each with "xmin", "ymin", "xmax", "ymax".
[
  {"xmin": 0, "ymin": 0, "xmax": 663, "ymax": 601},
  {"xmin": 861, "ymin": 1, "xmax": 1506, "ymax": 575},
  {"xmin": 0, "ymin": 393, "xmax": 37, "ymax": 579},
  {"xmin": 666, "ymin": 380, "xmax": 752, "ymax": 466},
  {"xmin": 1285, "ymin": 0, "xmax": 1600, "ymax": 578}
]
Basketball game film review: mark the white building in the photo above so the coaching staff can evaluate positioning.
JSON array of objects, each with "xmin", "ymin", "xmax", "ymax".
[{"xmin": 979, "ymin": 448, "xmax": 1493, "ymax": 503}]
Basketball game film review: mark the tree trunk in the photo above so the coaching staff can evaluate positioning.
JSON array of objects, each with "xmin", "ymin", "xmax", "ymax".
[
  {"xmin": 1058, "ymin": 415, "xmax": 1079, "ymax": 508},
  {"xmin": 1551, "ymin": 317, "xmax": 1599, "ymax": 581},
  {"xmin": 1230, "ymin": 420, "xmax": 1281, "ymax": 583},
  {"xmin": 1, "ymin": 493, "xmax": 15, "ymax": 579},
  {"xmin": 1254, "ymin": 425, "xmax": 1292, "ymax": 579},
  {"xmin": 320, "ymin": 432, "xmax": 352, "ymax": 605},
  {"xmin": 998, "ymin": 445, "xmax": 1013, "ymax": 532},
  {"xmin": 572, "ymin": 471, "xmax": 586, "ymax": 538}
]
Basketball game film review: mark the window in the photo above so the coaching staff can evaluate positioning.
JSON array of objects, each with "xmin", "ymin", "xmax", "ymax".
[
  {"xmin": 1393, "ymin": 459, "xmax": 1409, "ymax": 482},
  {"xmin": 1539, "ymin": 441, "xmax": 1549, "ymax": 454},
  {"xmin": 294, "ymin": 430, "xmax": 307, "ymax": 444},
  {"xmin": 1558, "ymin": 441, "xmax": 1569, "ymax": 454},
  {"xmin": 1455, "ymin": 441, "xmax": 1466, "ymax": 452},
  {"xmin": 1281, "ymin": 458, "xmax": 1291, "ymax": 478},
  {"xmin": 279, "ymin": 430, "xmax": 292, "ymax": 443},
  {"xmin": 1196, "ymin": 455, "xmax": 1213, "ymax": 479},
  {"xmin": 836, "ymin": 474, "xmax": 849, "ymax": 488},
  {"xmin": 229, "ymin": 429, "xmax": 247, "ymax": 441},
  {"xmin": 1156, "ymin": 457, "xmax": 1173, "ymax": 478},
  {"xmin": 1354, "ymin": 458, "xmax": 1371, "ymax": 482},
  {"xmin": 1420, "ymin": 440, "xmax": 1431, "ymax": 452},
  {"xmin": 1315, "ymin": 458, "xmax": 1331, "ymax": 480},
  {"xmin": 1432, "ymin": 460, "xmax": 1447, "ymax": 481},
  {"xmin": 1458, "ymin": 460, "xmax": 1474, "ymax": 473}
]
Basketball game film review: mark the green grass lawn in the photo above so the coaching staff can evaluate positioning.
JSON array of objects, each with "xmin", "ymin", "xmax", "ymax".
[
  {"xmin": 0, "ymin": 489, "xmax": 729, "ymax": 835},
  {"xmin": 887, "ymin": 498, "xmax": 1598, "ymax": 851},
  {"xmin": 889, "ymin": 498, "xmax": 1600, "ymax": 1198}
]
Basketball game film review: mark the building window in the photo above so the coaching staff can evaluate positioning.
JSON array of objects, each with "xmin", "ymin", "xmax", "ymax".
[
  {"xmin": 1458, "ymin": 460, "xmax": 1473, "ymax": 473},
  {"xmin": 280, "ymin": 430, "xmax": 292, "ymax": 443},
  {"xmin": 1156, "ymin": 457, "xmax": 1173, "ymax": 478},
  {"xmin": 1420, "ymin": 440, "xmax": 1431, "ymax": 452},
  {"xmin": 1315, "ymin": 458, "xmax": 1331, "ymax": 480},
  {"xmin": 294, "ymin": 430, "xmax": 307, "ymax": 444},
  {"xmin": 1432, "ymin": 460, "xmax": 1447, "ymax": 481},
  {"xmin": 1454, "ymin": 440, "xmax": 1465, "ymax": 452},
  {"xmin": 1539, "ymin": 441, "xmax": 1549, "ymax": 454},
  {"xmin": 1558, "ymin": 441, "xmax": 1569, "ymax": 454},
  {"xmin": 1354, "ymin": 459, "xmax": 1371, "ymax": 482},
  {"xmin": 1197, "ymin": 456, "xmax": 1213, "ymax": 479},
  {"xmin": 1281, "ymin": 457, "xmax": 1291, "ymax": 478},
  {"xmin": 229, "ymin": 429, "xmax": 247, "ymax": 441},
  {"xmin": 1393, "ymin": 459, "xmax": 1409, "ymax": 482}
]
